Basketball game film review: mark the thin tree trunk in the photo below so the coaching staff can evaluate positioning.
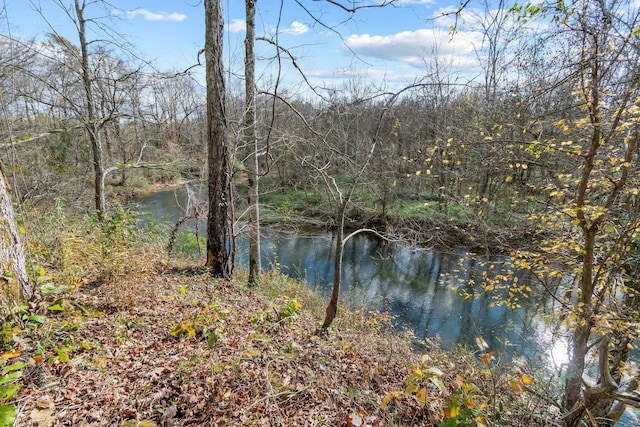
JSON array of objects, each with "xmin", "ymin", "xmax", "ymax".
[
  {"xmin": 0, "ymin": 166, "xmax": 32, "ymax": 307},
  {"xmin": 204, "ymin": 0, "xmax": 230, "ymax": 278},
  {"xmin": 319, "ymin": 85, "xmax": 416, "ymax": 330},
  {"xmin": 245, "ymin": 0, "xmax": 260, "ymax": 286},
  {"xmin": 322, "ymin": 202, "xmax": 346, "ymax": 329},
  {"xmin": 564, "ymin": 32, "xmax": 602, "ymax": 412},
  {"xmin": 75, "ymin": 0, "xmax": 105, "ymax": 220}
]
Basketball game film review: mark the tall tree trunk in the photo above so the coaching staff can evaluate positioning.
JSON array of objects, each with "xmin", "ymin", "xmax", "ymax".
[
  {"xmin": 204, "ymin": 0, "xmax": 230, "ymax": 278},
  {"xmin": 322, "ymin": 202, "xmax": 346, "ymax": 329},
  {"xmin": 244, "ymin": 0, "xmax": 260, "ymax": 286},
  {"xmin": 0, "ymin": 166, "xmax": 32, "ymax": 309},
  {"xmin": 74, "ymin": 0, "xmax": 105, "ymax": 220}
]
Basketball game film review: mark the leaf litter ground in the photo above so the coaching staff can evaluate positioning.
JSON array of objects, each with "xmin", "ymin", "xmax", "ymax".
[
  {"xmin": 12, "ymin": 247, "xmax": 438, "ymax": 426},
  {"xmin": 13, "ymin": 246, "xmax": 455, "ymax": 426}
]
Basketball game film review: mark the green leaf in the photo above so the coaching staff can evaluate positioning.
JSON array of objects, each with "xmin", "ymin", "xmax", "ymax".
[
  {"xmin": 438, "ymin": 418, "xmax": 458, "ymax": 427},
  {"xmin": 47, "ymin": 304, "xmax": 65, "ymax": 312},
  {"xmin": 527, "ymin": 5, "xmax": 540, "ymax": 14},
  {"xmin": 0, "ymin": 372, "xmax": 21, "ymax": 387},
  {"xmin": 54, "ymin": 348, "xmax": 70, "ymax": 363},
  {"xmin": 0, "ymin": 363, "xmax": 24, "ymax": 375},
  {"xmin": 206, "ymin": 332, "xmax": 218, "ymax": 348},
  {"xmin": 28, "ymin": 315, "xmax": 46, "ymax": 324},
  {"xmin": 0, "ymin": 384, "xmax": 21, "ymax": 401},
  {"xmin": 0, "ymin": 404, "xmax": 16, "ymax": 427},
  {"xmin": 407, "ymin": 369, "xmax": 424, "ymax": 384},
  {"xmin": 40, "ymin": 282, "xmax": 63, "ymax": 296}
]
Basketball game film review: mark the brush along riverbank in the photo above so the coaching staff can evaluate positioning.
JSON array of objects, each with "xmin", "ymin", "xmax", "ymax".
[{"xmin": 5, "ymin": 212, "xmax": 555, "ymax": 426}]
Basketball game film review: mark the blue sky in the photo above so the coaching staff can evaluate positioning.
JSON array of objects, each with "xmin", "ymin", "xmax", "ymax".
[{"xmin": 4, "ymin": 0, "xmax": 492, "ymax": 96}]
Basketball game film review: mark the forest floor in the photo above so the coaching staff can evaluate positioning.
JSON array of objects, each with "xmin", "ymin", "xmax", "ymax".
[{"xmin": 9, "ymin": 242, "xmax": 543, "ymax": 426}]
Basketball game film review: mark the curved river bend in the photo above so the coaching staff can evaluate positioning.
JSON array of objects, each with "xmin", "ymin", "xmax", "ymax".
[{"xmin": 135, "ymin": 186, "xmax": 565, "ymax": 365}]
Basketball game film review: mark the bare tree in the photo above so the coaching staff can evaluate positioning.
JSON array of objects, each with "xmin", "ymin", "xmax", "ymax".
[
  {"xmin": 204, "ymin": 0, "xmax": 230, "ymax": 278},
  {"xmin": 244, "ymin": 0, "xmax": 260, "ymax": 286},
  {"xmin": 73, "ymin": 0, "xmax": 106, "ymax": 219},
  {"xmin": 0, "ymin": 30, "xmax": 33, "ymax": 304},
  {"xmin": 319, "ymin": 84, "xmax": 422, "ymax": 329}
]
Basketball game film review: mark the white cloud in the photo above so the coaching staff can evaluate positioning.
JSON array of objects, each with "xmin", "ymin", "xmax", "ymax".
[
  {"xmin": 282, "ymin": 21, "xmax": 308, "ymax": 35},
  {"xmin": 305, "ymin": 67, "xmax": 391, "ymax": 81},
  {"xmin": 344, "ymin": 28, "xmax": 483, "ymax": 67},
  {"xmin": 229, "ymin": 19, "xmax": 246, "ymax": 33},
  {"xmin": 113, "ymin": 8, "xmax": 187, "ymax": 22}
]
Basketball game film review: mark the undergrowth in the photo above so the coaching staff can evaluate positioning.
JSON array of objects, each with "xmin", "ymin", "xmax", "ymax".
[{"xmin": 0, "ymin": 206, "xmax": 558, "ymax": 426}]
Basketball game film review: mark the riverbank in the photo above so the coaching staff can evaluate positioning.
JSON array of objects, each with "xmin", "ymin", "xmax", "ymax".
[
  {"xmin": 128, "ymin": 178, "xmax": 538, "ymax": 255},
  {"xmin": 8, "ymin": 214, "xmax": 551, "ymax": 426}
]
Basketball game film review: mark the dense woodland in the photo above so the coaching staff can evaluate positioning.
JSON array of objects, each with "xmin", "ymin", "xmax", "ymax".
[{"xmin": 1, "ymin": 0, "xmax": 640, "ymax": 426}]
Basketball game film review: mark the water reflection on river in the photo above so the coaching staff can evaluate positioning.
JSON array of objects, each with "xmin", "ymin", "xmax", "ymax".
[
  {"xmin": 135, "ymin": 186, "xmax": 559, "ymax": 364},
  {"xmin": 243, "ymin": 230, "xmax": 562, "ymax": 362}
]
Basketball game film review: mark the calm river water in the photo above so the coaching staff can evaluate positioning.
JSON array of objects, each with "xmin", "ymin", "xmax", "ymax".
[{"xmin": 134, "ymin": 186, "xmax": 564, "ymax": 364}]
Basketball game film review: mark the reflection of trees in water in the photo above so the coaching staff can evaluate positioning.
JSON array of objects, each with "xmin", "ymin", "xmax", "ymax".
[
  {"xmin": 133, "ymin": 193, "xmax": 558, "ymax": 362},
  {"xmin": 249, "ymin": 230, "xmax": 552, "ymax": 359}
]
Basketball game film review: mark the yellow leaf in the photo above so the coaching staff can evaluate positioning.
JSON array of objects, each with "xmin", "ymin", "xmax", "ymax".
[
  {"xmin": 1, "ymin": 351, "xmax": 21, "ymax": 359},
  {"xmin": 380, "ymin": 391, "xmax": 401, "ymax": 409},
  {"xmin": 179, "ymin": 285, "xmax": 186, "ymax": 293},
  {"xmin": 509, "ymin": 378, "xmax": 524, "ymax": 392},
  {"xmin": 505, "ymin": 175, "xmax": 512, "ymax": 183},
  {"xmin": 476, "ymin": 416, "xmax": 488, "ymax": 427},
  {"xmin": 444, "ymin": 399, "xmax": 461, "ymax": 418},
  {"xmin": 463, "ymin": 398, "xmax": 476, "ymax": 408},
  {"xmin": 518, "ymin": 373, "xmax": 534, "ymax": 384},
  {"xmin": 416, "ymin": 388, "xmax": 427, "ymax": 409},
  {"xmin": 405, "ymin": 384, "xmax": 418, "ymax": 394}
]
